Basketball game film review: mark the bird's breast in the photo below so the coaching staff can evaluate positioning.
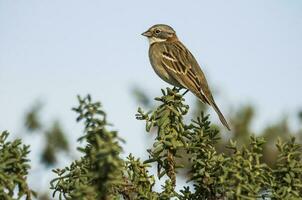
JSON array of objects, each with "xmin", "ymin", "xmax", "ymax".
[
  {"xmin": 148, "ymin": 44, "xmax": 183, "ymax": 87},
  {"xmin": 149, "ymin": 45, "xmax": 169, "ymax": 80}
]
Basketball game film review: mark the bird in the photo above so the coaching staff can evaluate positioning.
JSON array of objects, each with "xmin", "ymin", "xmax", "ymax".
[{"xmin": 142, "ymin": 24, "xmax": 231, "ymax": 131}]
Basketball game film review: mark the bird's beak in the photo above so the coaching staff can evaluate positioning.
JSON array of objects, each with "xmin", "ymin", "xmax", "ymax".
[{"xmin": 141, "ymin": 30, "xmax": 152, "ymax": 37}]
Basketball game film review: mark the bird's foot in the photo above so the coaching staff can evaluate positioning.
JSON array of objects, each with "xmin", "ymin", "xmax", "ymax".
[
  {"xmin": 171, "ymin": 86, "xmax": 181, "ymax": 92},
  {"xmin": 181, "ymin": 89, "xmax": 189, "ymax": 96}
]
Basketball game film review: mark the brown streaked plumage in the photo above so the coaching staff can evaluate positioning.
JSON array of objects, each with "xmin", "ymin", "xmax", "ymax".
[{"xmin": 142, "ymin": 24, "xmax": 231, "ymax": 131}]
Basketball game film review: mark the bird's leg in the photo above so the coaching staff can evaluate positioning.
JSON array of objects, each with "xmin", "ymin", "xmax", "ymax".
[
  {"xmin": 171, "ymin": 86, "xmax": 181, "ymax": 93},
  {"xmin": 182, "ymin": 89, "xmax": 189, "ymax": 96}
]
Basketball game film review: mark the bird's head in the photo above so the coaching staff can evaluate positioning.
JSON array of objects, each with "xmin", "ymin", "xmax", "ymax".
[{"xmin": 142, "ymin": 24, "xmax": 177, "ymax": 44}]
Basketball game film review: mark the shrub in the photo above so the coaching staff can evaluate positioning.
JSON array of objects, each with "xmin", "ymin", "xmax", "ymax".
[{"xmin": 1, "ymin": 88, "xmax": 302, "ymax": 199}]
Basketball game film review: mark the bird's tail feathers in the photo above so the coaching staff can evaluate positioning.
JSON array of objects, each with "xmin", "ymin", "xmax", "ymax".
[
  {"xmin": 193, "ymin": 91, "xmax": 231, "ymax": 131},
  {"xmin": 210, "ymin": 101, "xmax": 231, "ymax": 131}
]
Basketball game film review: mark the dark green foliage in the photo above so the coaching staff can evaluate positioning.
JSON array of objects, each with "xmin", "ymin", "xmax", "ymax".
[
  {"xmin": 42, "ymin": 122, "xmax": 69, "ymax": 166},
  {"xmin": 50, "ymin": 95, "xmax": 125, "ymax": 200},
  {"xmin": 298, "ymin": 111, "xmax": 302, "ymax": 123},
  {"xmin": 25, "ymin": 103, "xmax": 42, "ymax": 132},
  {"xmin": 135, "ymin": 88, "xmax": 298, "ymax": 199},
  {"xmin": 2, "ymin": 88, "xmax": 302, "ymax": 199},
  {"xmin": 185, "ymin": 114, "xmax": 225, "ymax": 199},
  {"xmin": 24, "ymin": 103, "xmax": 70, "ymax": 166},
  {"xmin": 38, "ymin": 193, "xmax": 51, "ymax": 200},
  {"xmin": 220, "ymin": 137, "xmax": 272, "ymax": 199},
  {"xmin": 48, "ymin": 121, "xmax": 69, "ymax": 152},
  {"xmin": 123, "ymin": 154, "xmax": 158, "ymax": 199},
  {"xmin": 136, "ymin": 88, "xmax": 189, "ymax": 186},
  {"xmin": 132, "ymin": 86, "xmax": 152, "ymax": 109},
  {"xmin": 0, "ymin": 131, "xmax": 35, "ymax": 200},
  {"xmin": 49, "ymin": 90, "xmax": 302, "ymax": 199},
  {"xmin": 41, "ymin": 142, "xmax": 57, "ymax": 166},
  {"xmin": 272, "ymin": 138, "xmax": 302, "ymax": 199},
  {"xmin": 230, "ymin": 105, "xmax": 254, "ymax": 146}
]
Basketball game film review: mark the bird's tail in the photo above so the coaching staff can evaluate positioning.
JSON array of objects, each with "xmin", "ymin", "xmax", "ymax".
[
  {"xmin": 210, "ymin": 101, "xmax": 231, "ymax": 131},
  {"xmin": 193, "ymin": 91, "xmax": 231, "ymax": 131}
]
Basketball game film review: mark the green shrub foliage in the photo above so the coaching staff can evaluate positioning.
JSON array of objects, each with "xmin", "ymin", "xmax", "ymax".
[
  {"xmin": 0, "ymin": 131, "xmax": 35, "ymax": 200},
  {"xmin": 273, "ymin": 138, "xmax": 302, "ymax": 199},
  {"xmin": 1, "ymin": 88, "xmax": 302, "ymax": 199},
  {"xmin": 50, "ymin": 95, "xmax": 125, "ymax": 200}
]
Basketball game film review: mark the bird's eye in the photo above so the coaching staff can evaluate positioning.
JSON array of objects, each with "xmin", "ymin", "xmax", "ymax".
[{"xmin": 155, "ymin": 29, "xmax": 161, "ymax": 34}]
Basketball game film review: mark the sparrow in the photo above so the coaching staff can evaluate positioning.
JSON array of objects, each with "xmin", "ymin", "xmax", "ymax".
[{"xmin": 142, "ymin": 24, "xmax": 231, "ymax": 130}]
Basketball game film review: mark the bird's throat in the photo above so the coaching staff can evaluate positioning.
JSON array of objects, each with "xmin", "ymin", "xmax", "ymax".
[{"xmin": 148, "ymin": 37, "xmax": 167, "ymax": 45}]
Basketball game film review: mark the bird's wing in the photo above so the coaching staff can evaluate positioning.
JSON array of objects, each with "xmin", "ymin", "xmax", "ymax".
[
  {"xmin": 161, "ymin": 41, "xmax": 231, "ymax": 130},
  {"xmin": 160, "ymin": 41, "xmax": 212, "ymax": 104}
]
